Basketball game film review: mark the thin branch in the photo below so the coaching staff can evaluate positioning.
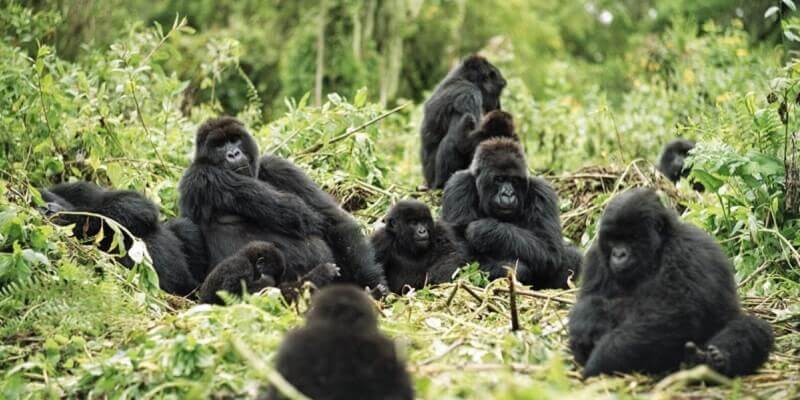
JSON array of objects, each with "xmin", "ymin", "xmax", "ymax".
[
  {"xmin": 493, "ymin": 288, "xmax": 575, "ymax": 305},
  {"xmin": 298, "ymin": 102, "xmax": 409, "ymax": 156}
]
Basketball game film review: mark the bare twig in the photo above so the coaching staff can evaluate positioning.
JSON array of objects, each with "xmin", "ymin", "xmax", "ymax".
[
  {"xmin": 460, "ymin": 283, "xmax": 501, "ymax": 313},
  {"xmin": 493, "ymin": 288, "xmax": 575, "ymax": 305},
  {"xmin": 507, "ymin": 268, "xmax": 520, "ymax": 332},
  {"xmin": 297, "ymin": 102, "xmax": 409, "ymax": 156}
]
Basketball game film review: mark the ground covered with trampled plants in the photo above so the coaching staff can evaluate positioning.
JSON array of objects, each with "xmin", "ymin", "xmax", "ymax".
[{"xmin": 1, "ymin": 2, "xmax": 799, "ymax": 399}]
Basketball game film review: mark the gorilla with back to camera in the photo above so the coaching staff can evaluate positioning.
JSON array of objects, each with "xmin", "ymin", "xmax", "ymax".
[
  {"xmin": 39, "ymin": 182, "xmax": 203, "ymax": 296},
  {"xmin": 657, "ymin": 138, "xmax": 704, "ymax": 192},
  {"xmin": 568, "ymin": 188, "xmax": 773, "ymax": 378},
  {"xmin": 179, "ymin": 117, "xmax": 387, "ymax": 294},
  {"xmin": 371, "ymin": 200, "xmax": 468, "ymax": 294},
  {"xmin": 420, "ymin": 55, "xmax": 507, "ymax": 189},
  {"xmin": 441, "ymin": 137, "xmax": 581, "ymax": 288},
  {"xmin": 264, "ymin": 285, "xmax": 413, "ymax": 400}
]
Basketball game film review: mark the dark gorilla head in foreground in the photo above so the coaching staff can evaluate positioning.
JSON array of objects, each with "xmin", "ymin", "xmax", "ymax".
[
  {"xmin": 194, "ymin": 117, "xmax": 260, "ymax": 177},
  {"xmin": 470, "ymin": 137, "xmax": 528, "ymax": 220},
  {"xmin": 384, "ymin": 199, "xmax": 435, "ymax": 253},
  {"xmin": 265, "ymin": 285, "xmax": 413, "ymax": 400},
  {"xmin": 569, "ymin": 188, "xmax": 773, "ymax": 378},
  {"xmin": 452, "ymin": 55, "xmax": 507, "ymax": 112},
  {"xmin": 198, "ymin": 241, "xmax": 286, "ymax": 304}
]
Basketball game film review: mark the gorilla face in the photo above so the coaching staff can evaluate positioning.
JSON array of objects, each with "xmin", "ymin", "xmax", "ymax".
[
  {"xmin": 479, "ymin": 174, "xmax": 527, "ymax": 221},
  {"xmin": 658, "ymin": 139, "xmax": 696, "ymax": 182},
  {"xmin": 460, "ymin": 55, "xmax": 507, "ymax": 112},
  {"xmin": 239, "ymin": 240, "xmax": 287, "ymax": 282},
  {"xmin": 596, "ymin": 189, "xmax": 669, "ymax": 284},
  {"xmin": 386, "ymin": 201, "xmax": 435, "ymax": 253},
  {"xmin": 195, "ymin": 117, "xmax": 259, "ymax": 177}
]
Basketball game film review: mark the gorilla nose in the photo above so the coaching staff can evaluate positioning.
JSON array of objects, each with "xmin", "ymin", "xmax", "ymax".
[
  {"xmin": 416, "ymin": 227, "xmax": 429, "ymax": 240},
  {"xmin": 226, "ymin": 148, "xmax": 243, "ymax": 162},
  {"xmin": 611, "ymin": 247, "xmax": 629, "ymax": 264}
]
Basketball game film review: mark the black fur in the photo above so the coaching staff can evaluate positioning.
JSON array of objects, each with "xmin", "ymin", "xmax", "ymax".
[
  {"xmin": 40, "ymin": 182, "xmax": 200, "ymax": 296},
  {"xmin": 657, "ymin": 138, "xmax": 704, "ymax": 191},
  {"xmin": 165, "ymin": 218, "xmax": 209, "ymax": 283},
  {"xmin": 420, "ymin": 55, "xmax": 507, "ymax": 189},
  {"xmin": 568, "ymin": 188, "xmax": 773, "ymax": 378},
  {"xmin": 371, "ymin": 200, "xmax": 468, "ymax": 294},
  {"xmin": 179, "ymin": 117, "xmax": 387, "ymax": 293},
  {"xmin": 265, "ymin": 285, "xmax": 413, "ymax": 400},
  {"xmin": 441, "ymin": 138, "xmax": 579, "ymax": 288},
  {"xmin": 198, "ymin": 241, "xmax": 285, "ymax": 304}
]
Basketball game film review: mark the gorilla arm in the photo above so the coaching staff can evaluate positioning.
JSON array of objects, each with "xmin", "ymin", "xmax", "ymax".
[
  {"xmin": 433, "ymin": 113, "xmax": 478, "ymax": 189},
  {"xmin": 465, "ymin": 217, "xmax": 562, "ymax": 273},
  {"xmin": 179, "ymin": 165, "xmax": 323, "ymax": 238},
  {"xmin": 258, "ymin": 155, "xmax": 387, "ymax": 290},
  {"xmin": 440, "ymin": 171, "xmax": 482, "ymax": 237}
]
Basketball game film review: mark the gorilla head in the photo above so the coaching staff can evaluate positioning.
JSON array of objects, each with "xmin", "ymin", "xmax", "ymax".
[
  {"xmin": 194, "ymin": 117, "xmax": 260, "ymax": 177},
  {"xmin": 384, "ymin": 200, "xmax": 435, "ymax": 253},
  {"xmin": 470, "ymin": 138, "xmax": 528, "ymax": 220},
  {"xmin": 242, "ymin": 241, "xmax": 286, "ymax": 284},
  {"xmin": 456, "ymin": 55, "xmax": 506, "ymax": 112},
  {"xmin": 657, "ymin": 138, "xmax": 696, "ymax": 183},
  {"xmin": 596, "ymin": 188, "xmax": 673, "ymax": 284},
  {"xmin": 479, "ymin": 110, "xmax": 516, "ymax": 139},
  {"xmin": 306, "ymin": 284, "xmax": 378, "ymax": 331}
]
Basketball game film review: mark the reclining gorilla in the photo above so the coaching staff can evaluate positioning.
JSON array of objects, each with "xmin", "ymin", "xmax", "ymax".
[
  {"xmin": 264, "ymin": 285, "xmax": 414, "ymax": 400},
  {"xmin": 39, "ymin": 182, "xmax": 204, "ymax": 296},
  {"xmin": 179, "ymin": 117, "xmax": 386, "ymax": 295},
  {"xmin": 441, "ymin": 138, "xmax": 581, "ymax": 288},
  {"xmin": 568, "ymin": 188, "xmax": 773, "ymax": 378},
  {"xmin": 371, "ymin": 200, "xmax": 468, "ymax": 294},
  {"xmin": 420, "ymin": 55, "xmax": 507, "ymax": 189},
  {"xmin": 198, "ymin": 241, "xmax": 340, "ymax": 304}
]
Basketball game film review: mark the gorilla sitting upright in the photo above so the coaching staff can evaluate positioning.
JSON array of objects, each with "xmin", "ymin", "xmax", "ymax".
[
  {"xmin": 371, "ymin": 200, "xmax": 468, "ymax": 294},
  {"xmin": 441, "ymin": 138, "xmax": 581, "ymax": 288},
  {"xmin": 39, "ymin": 182, "xmax": 202, "ymax": 296},
  {"xmin": 264, "ymin": 285, "xmax": 414, "ymax": 400},
  {"xmin": 568, "ymin": 188, "xmax": 773, "ymax": 378},
  {"xmin": 420, "ymin": 55, "xmax": 507, "ymax": 189},
  {"xmin": 179, "ymin": 117, "xmax": 387, "ymax": 295}
]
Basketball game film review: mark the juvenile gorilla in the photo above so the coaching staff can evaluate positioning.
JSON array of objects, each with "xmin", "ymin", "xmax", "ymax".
[
  {"xmin": 568, "ymin": 188, "xmax": 773, "ymax": 378},
  {"xmin": 197, "ymin": 241, "xmax": 340, "ymax": 304},
  {"xmin": 441, "ymin": 138, "xmax": 581, "ymax": 288},
  {"xmin": 435, "ymin": 110, "xmax": 518, "ymax": 190},
  {"xmin": 265, "ymin": 285, "xmax": 413, "ymax": 400},
  {"xmin": 371, "ymin": 200, "xmax": 468, "ymax": 294},
  {"xmin": 657, "ymin": 138, "xmax": 704, "ymax": 191},
  {"xmin": 39, "ymin": 182, "xmax": 201, "ymax": 296},
  {"xmin": 179, "ymin": 117, "xmax": 386, "ymax": 294},
  {"xmin": 420, "ymin": 55, "xmax": 507, "ymax": 189}
]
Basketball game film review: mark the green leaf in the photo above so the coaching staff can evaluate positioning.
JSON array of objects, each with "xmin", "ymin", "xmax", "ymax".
[
  {"xmin": 784, "ymin": 0, "xmax": 797, "ymax": 11},
  {"xmin": 354, "ymin": 87, "xmax": 368, "ymax": 108},
  {"xmin": 691, "ymin": 170, "xmax": 724, "ymax": 192},
  {"xmin": 766, "ymin": 6, "xmax": 781, "ymax": 19}
]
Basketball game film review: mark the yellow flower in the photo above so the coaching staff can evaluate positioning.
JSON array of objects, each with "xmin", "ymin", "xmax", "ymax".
[
  {"xmin": 736, "ymin": 48, "xmax": 748, "ymax": 58},
  {"xmin": 682, "ymin": 68, "xmax": 695, "ymax": 85}
]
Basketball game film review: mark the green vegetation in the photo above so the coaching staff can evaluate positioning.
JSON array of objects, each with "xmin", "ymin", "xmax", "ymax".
[{"xmin": 1, "ymin": 0, "xmax": 799, "ymax": 398}]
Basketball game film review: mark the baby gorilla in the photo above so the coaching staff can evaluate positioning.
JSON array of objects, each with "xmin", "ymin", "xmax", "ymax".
[
  {"xmin": 371, "ymin": 200, "xmax": 468, "ymax": 294},
  {"xmin": 568, "ymin": 188, "xmax": 773, "ymax": 378},
  {"xmin": 264, "ymin": 285, "xmax": 413, "ymax": 400},
  {"xmin": 199, "ymin": 241, "xmax": 341, "ymax": 305},
  {"xmin": 657, "ymin": 138, "xmax": 704, "ymax": 191},
  {"xmin": 198, "ymin": 241, "xmax": 286, "ymax": 304}
]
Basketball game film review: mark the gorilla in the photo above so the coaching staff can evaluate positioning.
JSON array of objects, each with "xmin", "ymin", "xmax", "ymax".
[
  {"xmin": 657, "ymin": 138, "xmax": 704, "ymax": 191},
  {"xmin": 198, "ymin": 241, "xmax": 285, "ymax": 304},
  {"xmin": 264, "ymin": 285, "xmax": 414, "ymax": 400},
  {"xmin": 568, "ymin": 188, "xmax": 773, "ymax": 378},
  {"xmin": 179, "ymin": 117, "xmax": 387, "ymax": 295},
  {"xmin": 420, "ymin": 55, "xmax": 507, "ymax": 189},
  {"xmin": 371, "ymin": 200, "xmax": 468, "ymax": 294},
  {"xmin": 441, "ymin": 138, "xmax": 581, "ymax": 288},
  {"xmin": 197, "ymin": 241, "xmax": 340, "ymax": 304},
  {"xmin": 39, "ymin": 182, "xmax": 201, "ymax": 296},
  {"xmin": 434, "ymin": 110, "xmax": 518, "ymax": 191}
]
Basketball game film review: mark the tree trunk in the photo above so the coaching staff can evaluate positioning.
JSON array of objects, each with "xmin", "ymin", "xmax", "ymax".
[{"xmin": 314, "ymin": 1, "xmax": 328, "ymax": 107}]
